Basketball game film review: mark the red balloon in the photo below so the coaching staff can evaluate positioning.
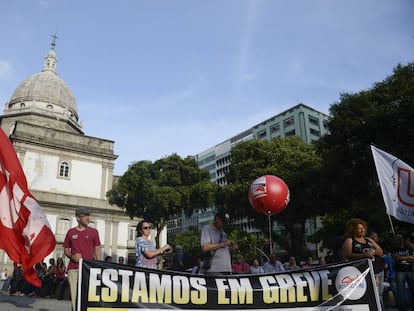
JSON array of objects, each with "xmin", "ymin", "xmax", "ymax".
[{"xmin": 248, "ymin": 175, "xmax": 290, "ymax": 216}]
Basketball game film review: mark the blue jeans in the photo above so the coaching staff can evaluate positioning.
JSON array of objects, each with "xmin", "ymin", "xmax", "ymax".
[
  {"xmin": 395, "ymin": 270, "xmax": 414, "ymax": 311},
  {"xmin": 1, "ymin": 277, "xmax": 12, "ymax": 291}
]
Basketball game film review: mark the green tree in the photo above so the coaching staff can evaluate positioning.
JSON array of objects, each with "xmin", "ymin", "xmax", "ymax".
[
  {"xmin": 228, "ymin": 228, "xmax": 261, "ymax": 264},
  {"xmin": 168, "ymin": 226, "xmax": 201, "ymax": 267},
  {"xmin": 168, "ymin": 226, "xmax": 262, "ymax": 268},
  {"xmin": 222, "ymin": 136, "xmax": 324, "ymax": 259},
  {"xmin": 315, "ymin": 62, "xmax": 414, "ymax": 245},
  {"xmin": 107, "ymin": 154, "xmax": 219, "ymax": 247}
]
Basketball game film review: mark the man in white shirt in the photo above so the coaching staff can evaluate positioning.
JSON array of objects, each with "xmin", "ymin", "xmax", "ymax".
[
  {"xmin": 250, "ymin": 258, "xmax": 265, "ymax": 274},
  {"xmin": 1, "ymin": 268, "xmax": 7, "ymax": 281},
  {"xmin": 200, "ymin": 212, "xmax": 238, "ymax": 274},
  {"xmin": 263, "ymin": 254, "xmax": 285, "ymax": 273}
]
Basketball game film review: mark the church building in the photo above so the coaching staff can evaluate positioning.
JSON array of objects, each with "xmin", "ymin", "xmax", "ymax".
[{"xmin": 0, "ymin": 39, "xmax": 138, "ymax": 266}]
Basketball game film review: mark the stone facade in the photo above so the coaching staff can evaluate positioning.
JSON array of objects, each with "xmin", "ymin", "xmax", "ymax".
[{"xmin": 0, "ymin": 41, "xmax": 140, "ymax": 270}]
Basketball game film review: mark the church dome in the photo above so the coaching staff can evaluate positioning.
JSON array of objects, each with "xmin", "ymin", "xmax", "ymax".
[
  {"xmin": 8, "ymin": 70, "xmax": 78, "ymax": 116},
  {"xmin": 3, "ymin": 38, "xmax": 81, "ymax": 132}
]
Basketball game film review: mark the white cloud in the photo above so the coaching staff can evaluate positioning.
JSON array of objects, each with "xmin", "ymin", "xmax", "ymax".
[
  {"xmin": 37, "ymin": 0, "xmax": 50, "ymax": 6},
  {"xmin": 234, "ymin": 1, "xmax": 261, "ymax": 95},
  {"xmin": 242, "ymin": 73, "xmax": 255, "ymax": 81},
  {"xmin": 0, "ymin": 59, "xmax": 12, "ymax": 79}
]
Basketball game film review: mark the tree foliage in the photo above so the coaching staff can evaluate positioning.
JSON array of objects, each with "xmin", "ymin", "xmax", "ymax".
[
  {"xmin": 168, "ymin": 226, "xmax": 264, "ymax": 267},
  {"xmin": 107, "ymin": 63, "xmax": 414, "ymax": 260},
  {"xmin": 228, "ymin": 228, "xmax": 262, "ymax": 264},
  {"xmin": 221, "ymin": 136, "xmax": 324, "ymax": 259},
  {"xmin": 315, "ymin": 62, "xmax": 414, "ymax": 243},
  {"xmin": 167, "ymin": 226, "xmax": 201, "ymax": 264},
  {"xmin": 107, "ymin": 154, "xmax": 219, "ymax": 246}
]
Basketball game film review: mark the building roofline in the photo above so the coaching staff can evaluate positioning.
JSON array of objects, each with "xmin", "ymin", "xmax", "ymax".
[{"xmin": 196, "ymin": 103, "xmax": 330, "ymax": 156}]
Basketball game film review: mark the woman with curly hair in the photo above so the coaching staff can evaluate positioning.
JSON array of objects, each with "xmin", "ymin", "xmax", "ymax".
[
  {"xmin": 342, "ymin": 218, "xmax": 384, "ymax": 308},
  {"xmin": 342, "ymin": 218, "xmax": 383, "ymax": 261}
]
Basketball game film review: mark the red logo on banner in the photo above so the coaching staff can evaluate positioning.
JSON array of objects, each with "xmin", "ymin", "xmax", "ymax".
[{"xmin": 398, "ymin": 167, "xmax": 414, "ymax": 208}]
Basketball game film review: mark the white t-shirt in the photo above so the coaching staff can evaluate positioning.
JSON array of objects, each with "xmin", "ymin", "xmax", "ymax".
[
  {"xmin": 263, "ymin": 260, "xmax": 285, "ymax": 273},
  {"xmin": 200, "ymin": 224, "xmax": 231, "ymax": 273},
  {"xmin": 1, "ymin": 271, "xmax": 7, "ymax": 280}
]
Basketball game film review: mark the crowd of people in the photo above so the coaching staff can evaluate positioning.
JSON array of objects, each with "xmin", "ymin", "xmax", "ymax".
[
  {"xmin": 332, "ymin": 217, "xmax": 414, "ymax": 311},
  {"xmin": 175, "ymin": 215, "xmax": 414, "ymax": 311},
  {"xmin": 3, "ymin": 210, "xmax": 414, "ymax": 311},
  {"xmin": 1, "ymin": 259, "xmax": 67, "ymax": 299}
]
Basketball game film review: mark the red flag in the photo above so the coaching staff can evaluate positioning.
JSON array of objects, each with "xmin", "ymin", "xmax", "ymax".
[{"xmin": 0, "ymin": 127, "xmax": 56, "ymax": 287}]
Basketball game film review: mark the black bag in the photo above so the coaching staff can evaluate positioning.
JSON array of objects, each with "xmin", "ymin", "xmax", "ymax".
[
  {"xmin": 373, "ymin": 255, "xmax": 385, "ymax": 274},
  {"xmin": 201, "ymin": 252, "xmax": 213, "ymax": 270}
]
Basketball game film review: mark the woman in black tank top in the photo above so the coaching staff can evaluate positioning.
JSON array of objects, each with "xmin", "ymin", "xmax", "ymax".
[{"xmin": 342, "ymin": 218, "xmax": 383, "ymax": 261}]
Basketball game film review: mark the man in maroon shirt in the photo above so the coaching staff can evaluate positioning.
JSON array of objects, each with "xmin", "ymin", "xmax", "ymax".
[{"xmin": 63, "ymin": 208, "xmax": 101, "ymax": 311}]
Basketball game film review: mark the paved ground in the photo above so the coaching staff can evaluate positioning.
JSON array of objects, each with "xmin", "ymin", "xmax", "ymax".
[
  {"xmin": 0, "ymin": 290, "xmax": 400, "ymax": 311},
  {"xmin": 0, "ymin": 291, "xmax": 71, "ymax": 311}
]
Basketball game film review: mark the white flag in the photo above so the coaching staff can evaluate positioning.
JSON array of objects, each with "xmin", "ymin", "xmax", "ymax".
[{"xmin": 371, "ymin": 145, "xmax": 414, "ymax": 224}]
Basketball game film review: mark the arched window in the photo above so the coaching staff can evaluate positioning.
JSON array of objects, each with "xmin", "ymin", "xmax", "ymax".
[{"xmin": 59, "ymin": 161, "xmax": 70, "ymax": 178}]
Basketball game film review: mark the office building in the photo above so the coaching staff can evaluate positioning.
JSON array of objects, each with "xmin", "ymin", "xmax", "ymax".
[{"xmin": 167, "ymin": 104, "xmax": 330, "ymax": 236}]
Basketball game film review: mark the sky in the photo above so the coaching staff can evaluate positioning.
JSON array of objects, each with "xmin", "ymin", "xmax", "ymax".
[{"xmin": 0, "ymin": 0, "xmax": 413, "ymax": 175}]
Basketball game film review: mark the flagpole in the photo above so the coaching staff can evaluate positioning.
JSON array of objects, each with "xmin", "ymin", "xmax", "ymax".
[
  {"xmin": 268, "ymin": 214, "xmax": 272, "ymax": 255},
  {"xmin": 387, "ymin": 214, "xmax": 396, "ymax": 236}
]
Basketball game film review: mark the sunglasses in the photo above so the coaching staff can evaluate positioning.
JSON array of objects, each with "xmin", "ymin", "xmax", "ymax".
[{"xmin": 143, "ymin": 226, "xmax": 151, "ymax": 230}]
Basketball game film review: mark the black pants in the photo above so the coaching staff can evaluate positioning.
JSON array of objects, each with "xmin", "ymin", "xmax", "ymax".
[{"xmin": 10, "ymin": 269, "xmax": 23, "ymax": 294}]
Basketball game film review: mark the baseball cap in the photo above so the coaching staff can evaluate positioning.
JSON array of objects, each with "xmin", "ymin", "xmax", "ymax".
[
  {"xmin": 75, "ymin": 207, "xmax": 90, "ymax": 216},
  {"xmin": 214, "ymin": 211, "xmax": 230, "ymax": 222}
]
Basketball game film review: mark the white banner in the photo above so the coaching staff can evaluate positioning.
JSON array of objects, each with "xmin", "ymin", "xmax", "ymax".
[{"xmin": 79, "ymin": 259, "xmax": 380, "ymax": 311}]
